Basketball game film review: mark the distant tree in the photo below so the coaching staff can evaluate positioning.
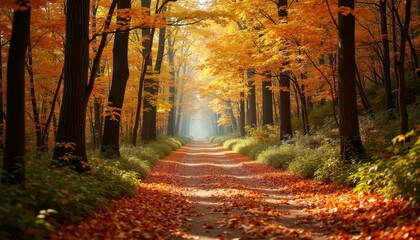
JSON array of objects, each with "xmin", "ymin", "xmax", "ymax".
[{"xmin": 2, "ymin": 0, "xmax": 31, "ymax": 185}]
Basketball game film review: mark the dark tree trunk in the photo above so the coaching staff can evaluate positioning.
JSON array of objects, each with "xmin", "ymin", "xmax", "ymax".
[
  {"xmin": 292, "ymin": 75, "xmax": 310, "ymax": 135},
  {"xmin": 279, "ymin": 73, "xmax": 293, "ymax": 140},
  {"xmin": 380, "ymin": 0, "xmax": 393, "ymax": 110},
  {"xmin": 140, "ymin": 0, "xmax": 157, "ymax": 143},
  {"xmin": 26, "ymin": 42, "xmax": 45, "ymax": 152},
  {"xmin": 277, "ymin": 0, "xmax": 292, "ymax": 140},
  {"xmin": 2, "ymin": 1, "xmax": 30, "ymax": 185},
  {"xmin": 52, "ymin": 0, "xmax": 91, "ymax": 173},
  {"xmin": 93, "ymin": 98, "xmax": 103, "ymax": 147},
  {"xmin": 246, "ymin": 71, "xmax": 257, "ymax": 126},
  {"xmin": 338, "ymin": 0, "xmax": 364, "ymax": 162},
  {"xmin": 239, "ymin": 92, "xmax": 246, "ymax": 136},
  {"xmin": 0, "ymin": 37, "xmax": 5, "ymax": 150},
  {"xmin": 391, "ymin": 0, "xmax": 399, "ymax": 102},
  {"xmin": 141, "ymin": 56, "xmax": 157, "ymax": 142},
  {"xmin": 397, "ymin": 0, "xmax": 411, "ymax": 134},
  {"xmin": 262, "ymin": 80, "xmax": 273, "ymax": 125},
  {"xmin": 100, "ymin": 0, "xmax": 131, "ymax": 158},
  {"xmin": 355, "ymin": 65, "xmax": 373, "ymax": 116}
]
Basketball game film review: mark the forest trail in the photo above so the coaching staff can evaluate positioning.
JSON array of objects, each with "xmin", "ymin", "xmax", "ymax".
[
  {"xmin": 175, "ymin": 140, "xmax": 325, "ymax": 239},
  {"xmin": 52, "ymin": 140, "xmax": 419, "ymax": 240}
]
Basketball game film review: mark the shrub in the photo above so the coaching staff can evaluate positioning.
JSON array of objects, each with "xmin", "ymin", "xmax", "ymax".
[
  {"xmin": 232, "ymin": 138, "xmax": 260, "ymax": 155},
  {"xmin": 248, "ymin": 142, "xmax": 276, "ymax": 159},
  {"xmin": 223, "ymin": 138, "xmax": 241, "ymax": 149},
  {"xmin": 256, "ymin": 144, "xmax": 297, "ymax": 169},
  {"xmin": 145, "ymin": 142, "xmax": 173, "ymax": 157},
  {"xmin": 351, "ymin": 129, "xmax": 420, "ymax": 205}
]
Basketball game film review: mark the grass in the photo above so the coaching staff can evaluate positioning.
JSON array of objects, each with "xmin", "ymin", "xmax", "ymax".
[{"xmin": 0, "ymin": 135, "xmax": 190, "ymax": 239}]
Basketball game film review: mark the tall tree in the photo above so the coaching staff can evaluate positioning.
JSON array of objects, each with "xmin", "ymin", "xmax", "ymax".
[
  {"xmin": 52, "ymin": 0, "xmax": 91, "ymax": 173},
  {"xmin": 0, "ymin": 37, "xmax": 4, "ymax": 151},
  {"xmin": 101, "ymin": 0, "xmax": 132, "ymax": 157},
  {"xmin": 167, "ymin": 31, "xmax": 177, "ymax": 136},
  {"xmin": 246, "ymin": 71, "xmax": 257, "ymax": 126},
  {"xmin": 140, "ymin": 0, "xmax": 157, "ymax": 143},
  {"xmin": 2, "ymin": 0, "xmax": 31, "ymax": 185},
  {"xmin": 337, "ymin": 0, "xmax": 364, "ymax": 162},
  {"xmin": 262, "ymin": 79, "xmax": 273, "ymax": 125},
  {"xmin": 380, "ymin": 0, "xmax": 393, "ymax": 111},
  {"xmin": 396, "ymin": 0, "xmax": 412, "ymax": 134},
  {"xmin": 276, "ymin": 0, "xmax": 293, "ymax": 140}
]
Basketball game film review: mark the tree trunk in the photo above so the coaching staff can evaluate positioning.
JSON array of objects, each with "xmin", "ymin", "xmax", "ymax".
[
  {"xmin": 167, "ymin": 34, "xmax": 177, "ymax": 136},
  {"xmin": 100, "ymin": 0, "xmax": 131, "ymax": 158},
  {"xmin": 52, "ymin": 0, "xmax": 91, "ymax": 173},
  {"xmin": 337, "ymin": 0, "xmax": 364, "ymax": 162},
  {"xmin": 0, "ymin": 37, "xmax": 5, "ymax": 151},
  {"xmin": 240, "ymin": 92, "xmax": 246, "ymax": 136},
  {"xmin": 246, "ymin": 71, "xmax": 257, "ymax": 126},
  {"xmin": 397, "ymin": 0, "xmax": 411, "ymax": 134},
  {"xmin": 226, "ymin": 101, "xmax": 238, "ymax": 130},
  {"xmin": 26, "ymin": 42, "xmax": 45, "ymax": 152},
  {"xmin": 2, "ymin": 1, "xmax": 30, "ymax": 185},
  {"xmin": 380, "ymin": 0, "xmax": 393, "ymax": 110},
  {"xmin": 93, "ymin": 98, "xmax": 103, "ymax": 147},
  {"xmin": 140, "ymin": 0, "xmax": 157, "ymax": 142},
  {"xmin": 262, "ymin": 80, "xmax": 273, "ymax": 125},
  {"xmin": 279, "ymin": 73, "xmax": 293, "ymax": 140},
  {"xmin": 141, "ymin": 55, "xmax": 157, "ymax": 142},
  {"xmin": 277, "ymin": 0, "xmax": 292, "ymax": 140}
]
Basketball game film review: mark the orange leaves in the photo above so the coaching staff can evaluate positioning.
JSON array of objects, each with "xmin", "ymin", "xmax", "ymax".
[{"xmin": 51, "ymin": 152, "xmax": 193, "ymax": 240}]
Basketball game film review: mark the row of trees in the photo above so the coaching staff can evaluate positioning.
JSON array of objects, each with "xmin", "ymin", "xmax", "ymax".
[
  {"xmin": 200, "ymin": 0, "xmax": 418, "ymax": 162},
  {"xmin": 1, "ymin": 0, "xmax": 203, "ymax": 184}
]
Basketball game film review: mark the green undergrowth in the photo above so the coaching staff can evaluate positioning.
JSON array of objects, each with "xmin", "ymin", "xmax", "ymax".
[
  {"xmin": 209, "ymin": 105, "xmax": 420, "ymax": 205},
  {"xmin": 0, "ymin": 135, "xmax": 190, "ymax": 239},
  {"xmin": 209, "ymin": 127, "xmax": 352, "ymax": 185}
]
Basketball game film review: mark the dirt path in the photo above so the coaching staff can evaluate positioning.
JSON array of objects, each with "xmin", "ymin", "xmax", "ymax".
[
  {"xmin": 169, "ymin": 139, "xmax": 327, "ymax": 239},
  {"xmin": 52, "ymin": 139, "xmax": 419, "ymax": 239}
]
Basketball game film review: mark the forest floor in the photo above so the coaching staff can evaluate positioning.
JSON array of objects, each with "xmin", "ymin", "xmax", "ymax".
[{"xmin": 51, "ymin": 140, "xmax": 420, "ymax": 240}]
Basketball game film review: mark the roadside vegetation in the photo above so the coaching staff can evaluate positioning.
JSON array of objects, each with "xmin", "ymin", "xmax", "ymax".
[
  {"xmin": 209, "ymin": 103, "xmax": 420, "ymax": 206},
  {"xmin": 0, "ymin": 136, "xmax": 190, "ymax": 239}
]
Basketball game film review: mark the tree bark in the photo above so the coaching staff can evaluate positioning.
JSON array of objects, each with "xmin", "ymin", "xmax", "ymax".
[
  {"xmin": 246, "ymin": 71, "xmax": 257, "ymax": 126},
  {"xmin": 167, "ymin": 34, "xmax": 177, "ymax": 136},
  {"xmin": 0, "ymin": 37, "xmax": 5, "ymax": 151},
  {"xmin": 239, "ymin": 91, "xmax": 246, "ymax": 136},
  {"xmin": 100, "ymin": 0, "xmax": 131, "ymax": 158},
  {"xmin": 279, "ymin": 73, "xmax": 293, "ymax": 140},
  {"xmin": 262, "ymin": 80, "xmax": 273, "ymax": 125},
  {"xmin": 52, "ymin": 0, "xmax": 91, "ymax": 173},
  {"xmin": 2, "ymin": 1, "xmax": 30, "ymax": 185},
  {"xmin": 277, "ymin": 0, "xmax": 293, "ymax": 140},
  {"xmin": 26, "ymin": 42, "xmax": 45, "ymax": 152},
  {"xmin": 380, "ymin": 0, "xmax": 393, "ymax": 110},
  {"xmin": 397, "ymin": 0, "xmax": 411, "ymax": 134},
  {"xmin": 337, "ymin": 0, "xmax": 364, "ymax": 162}
]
